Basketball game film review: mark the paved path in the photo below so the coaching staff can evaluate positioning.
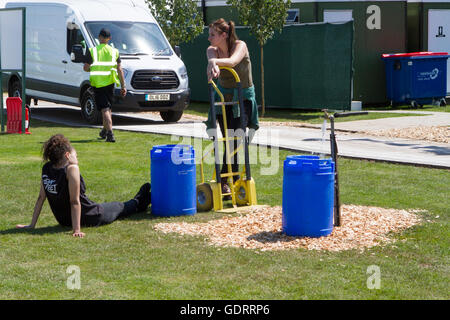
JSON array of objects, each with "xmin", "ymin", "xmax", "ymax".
[{"xmin": 19, "ymin": 101, "xmax": 449, "ymax": 169}]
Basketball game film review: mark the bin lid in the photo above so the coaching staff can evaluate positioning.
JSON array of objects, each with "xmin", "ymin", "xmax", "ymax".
[
  {"xmin": 284, "ymin": 155, "xmax": 334, "ymax": 173},
  {"xmin": 382, "ymin": 52, "xmax": 448, "ymax": 58}
]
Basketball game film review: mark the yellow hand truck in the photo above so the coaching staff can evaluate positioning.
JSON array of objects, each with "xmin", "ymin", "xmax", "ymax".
[{"xmin": 197, "ymin": 67, "xmax": 257, "ymax": 212}]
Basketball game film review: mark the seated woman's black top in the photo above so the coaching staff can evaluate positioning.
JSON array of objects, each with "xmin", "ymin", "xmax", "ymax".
[{"xmin": 41, "ymin": 162, "xmax": 102, "ymax": 227}]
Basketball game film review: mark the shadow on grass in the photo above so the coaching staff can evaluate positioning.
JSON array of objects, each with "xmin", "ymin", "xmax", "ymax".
[
  {"xmin": 122, "ymin": 209, "xmax": 163, "ymax": 221},
  {"xmin": 1, "ymin": 209, "xmax": 162, "ymax": 237},
  {"xmin": 29, "ymin": 118, "xmax": 75, "ymax": 128},
  {"xmin": 124, "ymin": 208, "xmax": 222, "ymax": 223},
  {"xmin": 0, "ymin": 225, "xmax": 69, "ymax": 236},
  {"xmin": 187, "ymin": 101, "xmax": 209, "ymax": 113},
  {"xmin": 35, "ymin": 138, "xmax": 102, "ymax": 146},
  {"xmin": 70, "ymin": 139, "xmax": 103, "ymax": 144},
  {"xmin": 1, "ymin": 214, "xmax": 155, "ymax": 237},
  {"xmin": 263, "ymin": 110, "xmax": 325, "ymax": 122}
]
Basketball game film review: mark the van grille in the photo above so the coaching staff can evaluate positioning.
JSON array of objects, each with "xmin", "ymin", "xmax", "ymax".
[{"xmin": 131, "ymin": 70, "xmax": 179, "ymax": 90}]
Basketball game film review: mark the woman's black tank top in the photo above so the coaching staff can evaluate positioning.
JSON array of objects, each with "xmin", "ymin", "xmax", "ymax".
[{"xmin": 41, "ymin": 162, "xmax": 102, "ymax": 227}]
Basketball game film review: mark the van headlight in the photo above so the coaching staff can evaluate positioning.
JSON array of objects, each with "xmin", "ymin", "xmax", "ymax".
[
  {"xmin": 179, "ymin": 66, "xmax": 188, "ymax": 79},
  {"xmin": 122, "ymin": 68, "xmax": 129, "ymax": 79}
]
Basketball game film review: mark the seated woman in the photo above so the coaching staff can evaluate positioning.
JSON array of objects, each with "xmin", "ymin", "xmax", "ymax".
[{"xmin": 16, "ymin": 134, "xmax": 151, "ymax": 238}]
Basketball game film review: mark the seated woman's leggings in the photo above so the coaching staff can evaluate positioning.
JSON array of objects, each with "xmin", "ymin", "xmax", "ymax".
[
  {"xmin": 81, "ymin": 199, "xmax": 139, "ymax": 227},
  {"xmin": 98, "ymin": 200, "xmax": 139, "ymax": 225}
]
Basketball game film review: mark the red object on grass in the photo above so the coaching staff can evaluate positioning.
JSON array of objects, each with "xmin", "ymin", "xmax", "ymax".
[{"xmin": 6, "ymin": 97, "xmax": 31, "ymax": 134}]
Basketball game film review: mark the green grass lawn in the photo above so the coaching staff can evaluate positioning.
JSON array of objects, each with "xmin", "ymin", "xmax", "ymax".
[
  {"xmin": 0, "ymin": 120, "xmax": 448, "ymax": 299},
  {"xmin": 186, "ymin": 101, "xmax": 432, "ymax": 124}
]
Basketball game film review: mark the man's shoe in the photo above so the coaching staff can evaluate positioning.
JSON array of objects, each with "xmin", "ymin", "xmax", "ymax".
[
  {"xmin": 99, "ymin": 128, "xmax": 107, "ymax": 139},
  {"xmin": 106, "ymin": 131, "xmax": 116, "ymax": 143},
  {"xmin": 134, "ymin": 183, "xmax": 151, "ymax": 212}
]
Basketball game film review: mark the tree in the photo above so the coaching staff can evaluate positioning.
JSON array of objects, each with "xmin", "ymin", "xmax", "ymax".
[
  {"xmin": 226, "ymin": 0, "xmax": 291, "ymax": 116},
  {"xmin": 145, "ymin": 0, "xmax": 204, "ymax": 47}
]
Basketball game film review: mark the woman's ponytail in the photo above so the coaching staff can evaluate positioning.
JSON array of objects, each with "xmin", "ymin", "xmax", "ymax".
[{"xmin": 227, "ymin": 20, "xmax": 238, "ymax": 56}]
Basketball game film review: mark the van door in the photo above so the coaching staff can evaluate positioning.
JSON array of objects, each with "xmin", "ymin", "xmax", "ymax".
[
  {"xmin": 26, "ymin": 4, "xmax": 72, "ymax": 102},
  {"xmin": 64, "ymin": 19, "xmax": 90, "ymax": 102}
]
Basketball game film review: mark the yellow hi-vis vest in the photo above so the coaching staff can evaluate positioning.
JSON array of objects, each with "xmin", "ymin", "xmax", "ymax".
[{"xmin": 89, "ymin": 44, "xmax": 120, "ymax": 88}]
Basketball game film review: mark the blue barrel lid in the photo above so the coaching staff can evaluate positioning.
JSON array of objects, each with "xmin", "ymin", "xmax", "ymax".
[
  {"xmin": 151, "ymin": 144, "xmax": 195, "ymax": 163},
  {"xmin": 284, "ymin": 155, "xmax": 334, "ymax": 172}
]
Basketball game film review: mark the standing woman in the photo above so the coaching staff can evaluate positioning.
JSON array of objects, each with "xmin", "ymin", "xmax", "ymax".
[
  {"xmin": 206, "ymin": 18, "xmax": 259, "ymax": 194},
  {"xmin": 16, "ymin": 134, "xmax": 150, "ymax": 237}
]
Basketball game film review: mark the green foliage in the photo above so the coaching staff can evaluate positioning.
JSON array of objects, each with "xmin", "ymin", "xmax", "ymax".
[
  {"xmin": 227, "ymin": 0, "xmax": 291, "ymax": 46},
  {"xmin": 145, "ymin": 0, "xmax": 204, "ymax": 46}
]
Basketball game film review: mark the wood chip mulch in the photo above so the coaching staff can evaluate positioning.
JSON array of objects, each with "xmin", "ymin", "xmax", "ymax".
[
  {"xmin": 364, "ymin": 126, "xmax": 450, "ymax": 144},
  {"xmin": 153, "ymin": 205, "xmax": 423, "ymax": 252},
  {"xmin": 180, "ymin": 116, "xmax": 449, "ymax": 143}
]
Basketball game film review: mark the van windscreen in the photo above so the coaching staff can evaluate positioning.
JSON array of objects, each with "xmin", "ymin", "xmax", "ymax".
[{"xmin": 85, "ymin": 22, "xmax": 172, "ymax": 56}]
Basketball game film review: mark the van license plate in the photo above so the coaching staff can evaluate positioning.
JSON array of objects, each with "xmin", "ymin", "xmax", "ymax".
[{"xmin": 145, "ymin": 94, "xmax": 170, "ymax": 101}]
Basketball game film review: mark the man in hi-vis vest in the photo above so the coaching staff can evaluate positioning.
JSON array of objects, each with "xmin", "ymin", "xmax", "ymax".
[{"xmin": 84, "ymin": 28, "xmax": 126, "ymax": 142}]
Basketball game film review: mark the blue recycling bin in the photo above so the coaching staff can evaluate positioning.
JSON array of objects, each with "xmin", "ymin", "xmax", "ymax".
[{"xmin": 382, "ymin": 52, "xmax": 449, "ymax": 106}]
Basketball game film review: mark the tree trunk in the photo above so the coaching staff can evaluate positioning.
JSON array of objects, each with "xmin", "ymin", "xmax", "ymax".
[
  {"xmin": 201, "ymin": 0, "xmax": 207, "ymax": 25},
  {"xmin": 260, "ymin": 44, "xmax": 265, "ymax": 117}
]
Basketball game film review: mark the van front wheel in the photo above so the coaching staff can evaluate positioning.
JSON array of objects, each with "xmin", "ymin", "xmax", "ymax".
[
  {"xmin": 81, "ymin": 88, "xmax": 102, "ymax": 124},
  {"xmin": 160, "ymin": 110, "xmax": 183, "ymax": 123}
]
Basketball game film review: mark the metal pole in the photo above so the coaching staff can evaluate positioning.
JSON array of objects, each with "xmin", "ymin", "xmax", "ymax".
[
  {"xmin": 0, "ymin": 72, "xmax": 3, "ymax": 133},
  {"xmin": 237, "ymin": 82, "xmax": 251, "ymax": 181},
  {"xmin": 209, "ymin": 83, "xmax": 221, "ymax": 184},
  {"xmin": 329, "ymin": 116, "xmax": 341, "ymax": 227},
  {"xmin": 323, "ymin": 110, "xmax": 369, "ymax": 227},
  {"xmin": 0, "ymin": 72, "xmax": 3, "ymax": 134},
  {"xmin": 21, "ymin": 8, "xmax": 26, "ymax": 134},
  {"xmin": 0, "ymin": 15, "xmax": 3, "ymax": 133}
]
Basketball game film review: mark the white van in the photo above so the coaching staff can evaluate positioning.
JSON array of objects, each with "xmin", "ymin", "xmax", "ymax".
[{"xmin": 3, "ymin": 0, "xmax": 190, "ymax": 123}]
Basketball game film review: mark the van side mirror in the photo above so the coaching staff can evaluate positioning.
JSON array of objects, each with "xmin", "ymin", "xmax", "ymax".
[
  {"xmin": 71, "ymin": 44, "xmax": 84, "ymax": 63},
  {"xmin": 174, "ymin": 46, "xmax": 181, "ymax": 58}
]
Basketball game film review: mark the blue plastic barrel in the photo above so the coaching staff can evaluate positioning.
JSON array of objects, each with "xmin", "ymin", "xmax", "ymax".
[
  {"xmin": 150, "ymin": 144, "xmax": 196, "ymax": 216},
  {"xmin": 282, "ymin": 155, "xmax": 335, "ymax": 237}
]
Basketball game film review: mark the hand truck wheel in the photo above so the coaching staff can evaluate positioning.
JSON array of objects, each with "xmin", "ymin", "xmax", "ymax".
[{"xmin": 197, "ymin": 183, "xmax": 214, "ymax": 212}]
